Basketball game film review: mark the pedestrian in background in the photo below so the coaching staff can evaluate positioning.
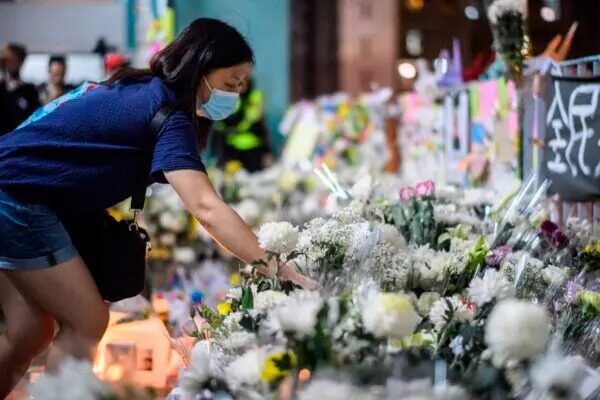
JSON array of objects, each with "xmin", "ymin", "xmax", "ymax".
[
  {"xmin": 38, "ymin": 55, "xmax": 74, "ymax": 105},
  {"xmin": 0, "ymin": 43, "xmax": 41, "ymax": 135}
]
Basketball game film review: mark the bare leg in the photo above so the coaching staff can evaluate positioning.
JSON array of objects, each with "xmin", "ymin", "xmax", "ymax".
[
  {"xmin": 6, "ymin": 256, "xmax": 109, "ymax": 372},
  {"xmin": 0, "ymin": 272, "xmax": 54, "ymax": 398}
]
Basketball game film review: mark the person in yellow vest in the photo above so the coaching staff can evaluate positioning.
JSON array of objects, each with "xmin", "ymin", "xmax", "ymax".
[{"xmin": 210, "ymin": 80, "xmax": 272, "ymax": 172}]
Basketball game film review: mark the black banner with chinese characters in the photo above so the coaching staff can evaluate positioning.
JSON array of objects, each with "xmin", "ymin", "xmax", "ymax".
[{"xmin": 543, "ymin": 75, "xmax": 600, "ymax": 201}]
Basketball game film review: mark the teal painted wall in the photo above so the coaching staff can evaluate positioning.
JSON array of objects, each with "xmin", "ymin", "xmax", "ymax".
[{"xmin": 175, "ymin": 0, "xmax": 290, "ymax": 153}]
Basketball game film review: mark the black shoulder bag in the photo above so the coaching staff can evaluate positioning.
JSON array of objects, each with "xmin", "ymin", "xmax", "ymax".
[{"xmin": 61, "ymin": 105, "xmax": 174, "ymax": 302}]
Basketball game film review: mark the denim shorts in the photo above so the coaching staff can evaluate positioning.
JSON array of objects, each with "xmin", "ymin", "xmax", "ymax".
[{"xmin": 0, "ymin": 189, "xmax": 78, "ymax": 270}]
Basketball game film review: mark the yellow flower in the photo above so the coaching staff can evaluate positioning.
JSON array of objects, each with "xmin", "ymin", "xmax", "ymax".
[
  {"xmin": 338, "ymin": 103, "xmax": 349, "ymax": 118},
  {"xmin": 217, "ymin": 302, "xmax": 232, "ymax": 316},
  {"xmin": 302, "ymin": 176, "xmax": 318, "ymax": 192},
  {"xmin": 580, "ymin": 291, "xmax": 600, "ymax": 314},
  {"xmin": 225, "ymin": 160, "xmax": 243, "ymax": 175},
  {"xmin": 277, "ymin": 171, "xmax": 299, "ymax": 192},
  {"xmin": 260, "ymin": 351, "xmax": 297, "ymax": 383},
  {"xmin": 392, "ymin": 331, "xmax": 436, "ymax": 350},
  {"xmin": 229, "ymin": 273, "xmax": 241, "ymax": 286},
  {"xmin": 380, "ymin": 293, "xmax": 414, "ymax": 314}
]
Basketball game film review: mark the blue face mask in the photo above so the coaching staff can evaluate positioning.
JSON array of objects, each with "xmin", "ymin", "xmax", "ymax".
[{"xmin": 197, "ymin": 77, "xmax": 239, "ymax": 121}]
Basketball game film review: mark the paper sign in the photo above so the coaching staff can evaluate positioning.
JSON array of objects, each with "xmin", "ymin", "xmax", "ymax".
[
  {"xmin": 281, "ymin": 105, "xmax": 320, "ymax": 164},
  {"xmin": 542, "ymin": 76, "xmax": 600, "ymax": 201}
]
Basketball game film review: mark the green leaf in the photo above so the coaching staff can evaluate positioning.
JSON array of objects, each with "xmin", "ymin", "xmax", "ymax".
[
  {"xmin": 199, "ymin": 304, "xmax": 223, "ymax": 329},
  {"xmin": 257, "ymin": 279, "xmax": 273, "ymax": 292},
  {"xmin": 239, "ymin": 312, "xmax": 259, "ymax": 332},
  {"xmin": 280, "ymin": 280, "xmax": 299, "ymax": 294},
  {"xmin": 273, "ymin": 353, "xmax": 295, "ymax": 371},
  {"xmin": 285, "ymin": 250, "xmax": 302, "ymax": 263},
  {"xmin": 438, "ymin": 232, "xmax": 451, "ymax": 245},
  {"xmin": 241, "ymin": 286, "xmax": 254, "ymax": 310}
]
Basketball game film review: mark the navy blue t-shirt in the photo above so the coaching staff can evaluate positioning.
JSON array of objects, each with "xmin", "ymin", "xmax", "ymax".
[{"xmin": 0, "ymin": 77, "xmax": 205, "ymax": 212}]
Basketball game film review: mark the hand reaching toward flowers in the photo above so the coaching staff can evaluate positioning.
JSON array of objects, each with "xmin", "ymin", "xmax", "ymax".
[
  {"xmin": 166, "ymin": 170, "xmax": 317, "ymax": 288},
  {"xmin": 280, "ymin": 264, "xmax": 321, "ymax": 291}
]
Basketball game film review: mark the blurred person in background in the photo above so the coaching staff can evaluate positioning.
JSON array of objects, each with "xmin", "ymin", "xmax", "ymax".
[
  {"xmin": 210, "ymin": 79, "xmax": 273, "ymax": 172},
  {"xmin": 0, "ymin": 43, "xmax": 41, "ymax": 136},
  {"xmin": 38, "ymin": 55, "xmax": 75, "ymax": 104},
  {"xmin": 0, "ymin": 18, "xmax": 315, "ymax": 397}
]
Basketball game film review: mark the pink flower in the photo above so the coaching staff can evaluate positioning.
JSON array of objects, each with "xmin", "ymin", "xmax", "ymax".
[
  {"xmin": 399, "ymin": 187, "xmax": 416, "ymax": 203},
  {"xmin": 416, "ymin": 180, "xmax": 435, "ymax": 197},
  {"xmin": 461, "ymin": 299, "xmax": 476, "ymax": 313}
]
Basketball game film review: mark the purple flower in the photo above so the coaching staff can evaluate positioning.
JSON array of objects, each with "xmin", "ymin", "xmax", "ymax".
[
  {"xmin": 540, "ymin": 220, "xmax": 559, "ymax": 237},
  {"xmin": 586, "ymin": 282, "xmax": 600, "ymax": 292},
  {"xmin": 565, "ymin": 281, "xmax": 584, "ymax": 305},
  {"xmin": 552, "ymin": 230, "xmax": 569, "ymax": 248},
  {"xmin": 553, "ymin": 299, "xmax": 566, "ymax": 313},
  {"xmin": 486, "ymin": 245, "xmax": 512, "ymax": 267}
]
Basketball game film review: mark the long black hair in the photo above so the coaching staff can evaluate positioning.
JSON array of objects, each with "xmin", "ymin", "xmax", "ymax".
[{"xmin": 106, "ymin": 18, "xmax": 254, "ymax": 148}]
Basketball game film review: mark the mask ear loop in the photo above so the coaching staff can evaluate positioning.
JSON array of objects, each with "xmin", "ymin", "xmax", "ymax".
[{"xmin": 203, "ymin": 76, "xmax": 214, "ymax": 93}]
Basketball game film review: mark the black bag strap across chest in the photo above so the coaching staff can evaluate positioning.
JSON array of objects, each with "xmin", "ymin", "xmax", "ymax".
[{"xmin": 130, "ymin": 104, "xmax": 175, "ymax": 211}]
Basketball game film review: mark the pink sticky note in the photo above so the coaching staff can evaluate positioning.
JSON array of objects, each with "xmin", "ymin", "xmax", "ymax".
[{"xmin": 478, "ymin": 80, "xmax": 497, "ymax": 129}]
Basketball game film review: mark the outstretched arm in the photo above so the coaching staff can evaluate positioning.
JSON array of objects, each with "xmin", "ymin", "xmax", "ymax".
[{"xmin": 165, "ymin": 169, "xmax": 316, "ymax": 289}]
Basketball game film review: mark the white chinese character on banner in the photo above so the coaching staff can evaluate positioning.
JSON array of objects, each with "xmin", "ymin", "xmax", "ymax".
[
  {"xmin": 568, "ymin": 84, "xmax": 599, "ymax": 177},
  {"xmin": 546, "ymin": 81, "xmax": 600, "ymax": 177},
  {"xmin": 546, "ymin": 81, "xmax": 569, "ymax": 175}
]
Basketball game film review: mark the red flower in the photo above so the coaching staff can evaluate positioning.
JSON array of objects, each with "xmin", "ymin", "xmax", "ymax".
[
  {"xmin": 540, "ymin": 220, "xmax": 559, "ymax": 237},
  {"xmin": 552, "ymin": 231, "xmax": 569, "ymax": 248}
]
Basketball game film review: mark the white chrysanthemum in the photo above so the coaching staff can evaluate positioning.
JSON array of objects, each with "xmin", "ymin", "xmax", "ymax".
[
  {"xmin": 29, "ymin": 358, "xmax": 113, "ymax": 400},
  {"xmin": 432, "ymin": 252, "xmax": 456, "ymax": 278},
  {"xmin": 350, "ymin": 174, "xmax": 374, "ymax": 202},
  {"xmin": 299, "ymin": 379, "xmax": 372, "ymax": 400},
  {"xmin": 173, "ymin": 247, "xmax": 195, "ymax": 264},
  {"xmin": 487, "ymin": 0, "xmax": 527, "ymax": 24},
  {"xmin": 428, "ymin": 297, "xmax": 473, "ymax": 331},
  {"xmin": 233, "ymin": 199, "xmax": 261, "ymax": 225},
  {"xmin": 468, "ymin": 269, "xmax": 513, "ymax": 306},
  {"xmin": 542, "ymin": 265, "xmax": 568, "ymax": 286},
  {"xmin": 485, "ymin": 300, "xmax": 550, "ymax": 363},
  {"xmin": 386, "ymin": 378, "xmax": 467, "ymax": 400},
  {"xmin": 432, "ymin": 384, "xmax": 469, "ymax": 400},
  {"xmin": 227, "ymin": 287, "xmax": 243, "ymax": 300},
  {"xmin": 217, "ymin": 331, "xmax": 257, "ymax": 351},
  {"xmin": 346, "ymin": 222, "xmax": 379, "ymax": 263},
  {"xmin": 254, "ymin": 290, "xmax": 288, "ymax": 313},
  {"xmin": 258, "ymin": 222, "xmax": 299, "ymax": 254},
  {"xmin": 301, "ymin": 194, "xmax": 321, "ymax": 217},
  {"xmin": 416, "ymin": 292, "xmax": 441, "ymax": 316},
  {"xmin": 334, "ymin": 206, "xmax": 365, "ymax": 225},
  {"xmin": 377, "ymin": 223, "xmax": 407, "ymax": 250},
  {"xmin": 277, "ymin": 170, "xmax": 299, "ymax": 192},
  {"xmin": 271, "ymin": 294, "xmax": 323, "ymax": 338},
  {"xmin": 225, "ymin": 348, "xmax": 265, "ymax": 388},
  {"xmin": 530, "ymin": 354, "xmax": 589, "ymax": 399},
  {"xmin": 222, "ymin": 311, "xmax": 244, "ymax": 328},
  {"xmin": 158, "ymin": 211, "xmax": 185, "ymax": 232},
  {"xmin": 180, "ymin": 341, "xmax": 223, "ymax": 395},
  {"xmin": 362, "ymin": 292, "xmax": 422, "ymax": 339}
]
